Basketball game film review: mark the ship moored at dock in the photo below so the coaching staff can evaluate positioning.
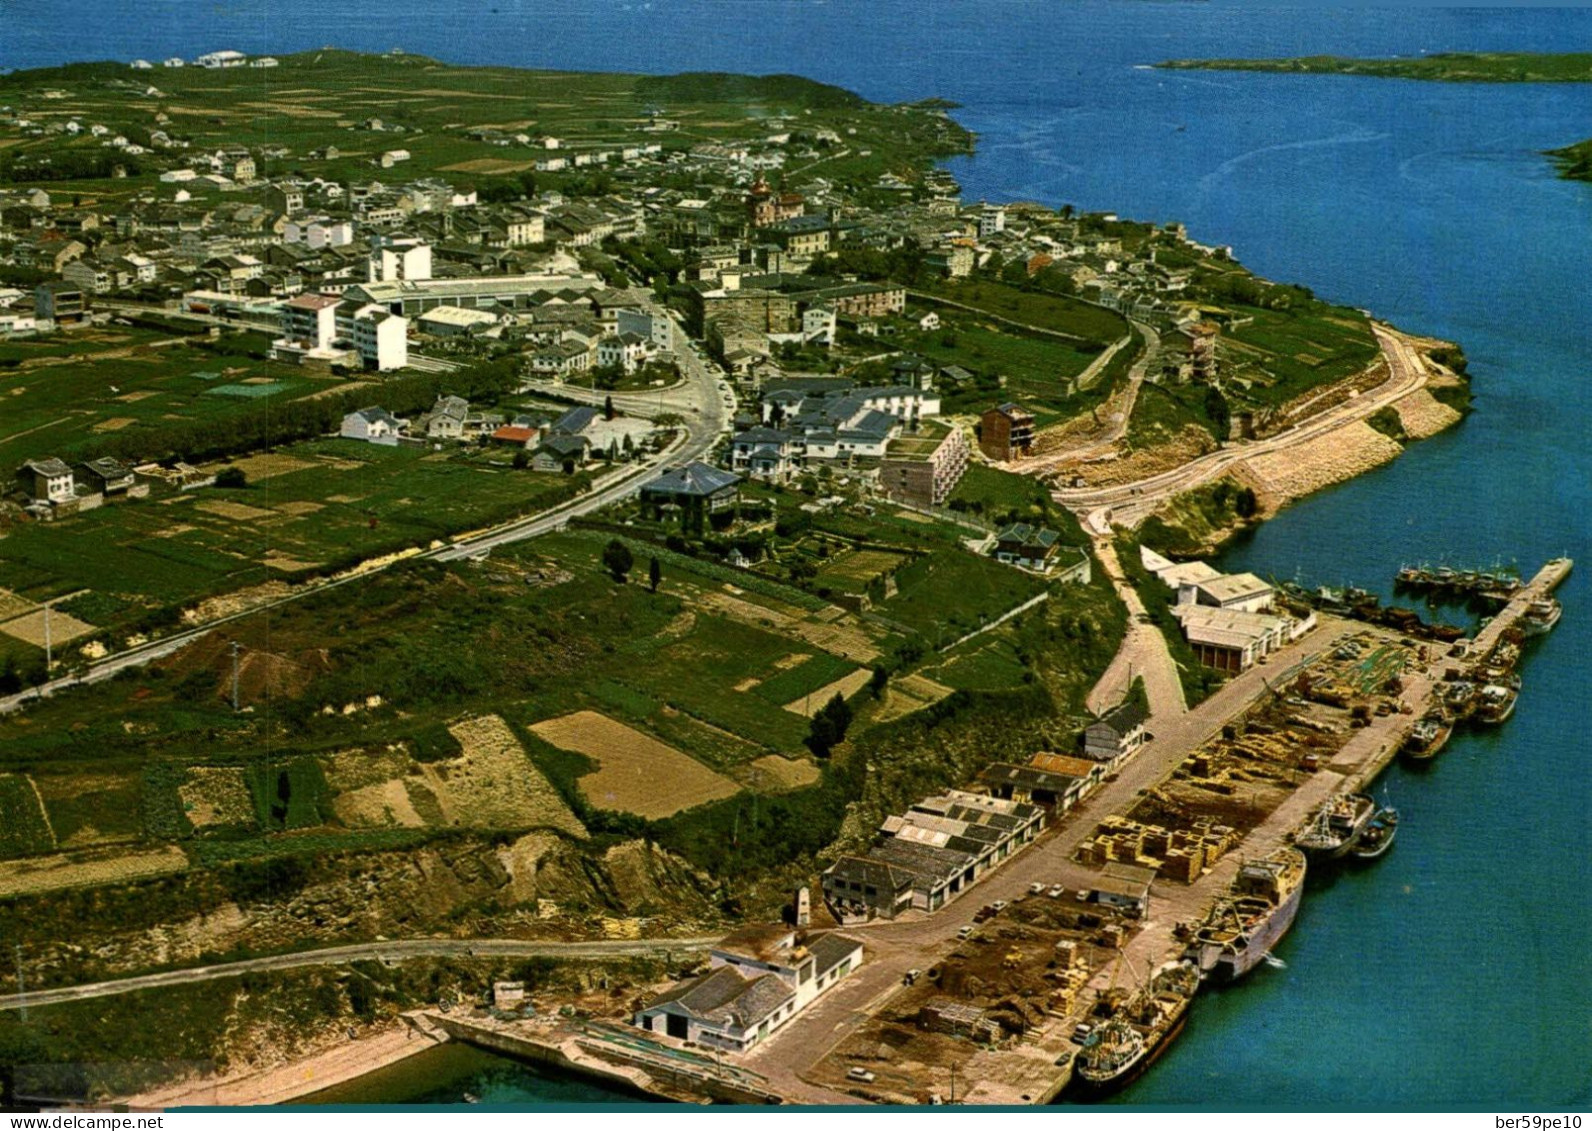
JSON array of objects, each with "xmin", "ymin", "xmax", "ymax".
[
  {"xmin": 1071, "ymin": 960, "xmax": 1201, "ymax": 1098},
  {"xmin": 1181, "ymin": 847, "xmax": 1306, "ymax": 984},
  {"xmin": 1402, "ymin": 711, "xmax": 1453, "ymax": 763},
  {"xmin": 1349, "ymin": 807, "xmax": 1398, "ymax": 861},
  {"xmin": 1294, "ymin": 792, "xmax": 1375, "ymax": 860}
]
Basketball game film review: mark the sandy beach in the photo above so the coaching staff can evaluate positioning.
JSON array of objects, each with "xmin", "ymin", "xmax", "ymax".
[{"xmin": 120, "ymin": 1024, "xmax": 445, "ymax": 1109}]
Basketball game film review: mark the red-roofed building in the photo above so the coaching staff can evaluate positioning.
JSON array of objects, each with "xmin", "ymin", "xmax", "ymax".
[{"xmin": 490, "ymin": 424, "xmax": 540, "ymax": 449}]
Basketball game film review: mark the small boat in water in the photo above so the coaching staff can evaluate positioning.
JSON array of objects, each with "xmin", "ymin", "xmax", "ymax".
[
  {"xmin": 1474, "ymin": 683, "xmax": 1518, "ymax": 725},
  {"xmin": 1402, "ymin": 711, "xmax": 1453, "ymax": 763},
  {"xmin": 1350, "ymin": 807, "xmax": 1398, "ymax": 861},
  {"xmin": 1295, "ymin": 793, "xmax": 1375, "ymax": 860},
  {"xmin": 1520, "ymin": 598, "xmax": 1562, "ymax": 636}
]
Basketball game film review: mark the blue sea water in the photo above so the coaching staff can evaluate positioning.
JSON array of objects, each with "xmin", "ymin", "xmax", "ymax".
[{"xmin": 5, "ymin": 1, "xmax": 1589, "ymax": 1109}]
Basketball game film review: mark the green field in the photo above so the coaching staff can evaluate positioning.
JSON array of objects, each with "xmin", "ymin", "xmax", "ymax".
[
  {"xmin": 879, "ymin": 547, "xmax": 1048, "ymax": 640},
  {"xmin": 1221, "ymin": 303, "xmax": 1380, "ymax": 405},
  {"xmin": 0, "ymin": 52, "xmax": 971, "ymax": 199},
  {"xmin": 916, "ymin": 279, "xmax": 1129, "ymax": 344},
  {"xmin": 0, "ymin": 438, "xmax": 591, "ymax": 631},
  {"xmin": 0, "ymin": 326, "xmax": 358, "ymax": 469}
]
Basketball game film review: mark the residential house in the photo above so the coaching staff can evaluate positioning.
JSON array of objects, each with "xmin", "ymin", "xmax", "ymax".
[
  {"xmin": 19, "ymin": 457, "xmax": 75, "ymax": 504},
  {"xmin": 75, "ymin": 456, "xmax": 137, "ymax": 495},
  {"xmin": 340, "ymin": 406, "xmax": 408, "ymax": 445},
  {"xmin": 1082, "ymin": 698, "xmax": 1149, "ymax": 768},
  {"xmin": 34, "ymin": 282, "xmax": 86, "ymax": 324},
  {"xmin": 729, "ymin": 426, "xmax": 802, "ymax": 482},
  {"xmin": 532, "ymin": 432, "xmax": 589, "ymax": 473},
  {"xmin": 640, "ymin": 461, "xmax": 742, "ymax": 530},
  {"xmin": 979, "ymin": 402, "xmax": 1034, "ymax": 461},
  {"xmin": 416, "ymin": 395, "xmax": 470, "ymax": 440},
  {"xmin": 992, "ymin": 522, "xmax": 1063, "ymax": 572},
  {"xmin": 596, "ymin": 331, "xmax": 648, "ymax": 373}
]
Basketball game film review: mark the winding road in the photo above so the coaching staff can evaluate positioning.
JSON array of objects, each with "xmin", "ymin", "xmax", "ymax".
[
  {"xmin": 0, "ymin": 935, "xmax": 717, "ymax": 1013},
  {"xmin": 1056, "ymin": 323, "xmax": 1429, "ymax": 529}
]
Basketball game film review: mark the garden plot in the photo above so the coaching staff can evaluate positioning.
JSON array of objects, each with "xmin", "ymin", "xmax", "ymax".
[
  {"xmin": 322, "ymin": 747, "xmax": 428, "ymax": 828},
  {"xmin": 743, "ymin": 755, "xmax": 822, "ymax": 792},
  {"xmin": 783, "ymin": 668, "xmax": 872, "ymax": 716},
  {"xmin": 424, "ymin": 715, "xmax": 587, "ymax": 836},
  {"xmin": 530, "ymin": 710, "xmax": 741, "ymax": 820},
  {"xmin": 0, "ymin": 774, "xmax": 56, "ymax": 857},
  {"xmin": 178, "ymin": 766, "xmax": 256, "ymax": 831},
  {"xmin": 0, "ymin": 608, "xmax": 96, "ymax": 648},
  {"xmin": 0, "ymin": 846, "xmax": 188, "ymax": 899}
]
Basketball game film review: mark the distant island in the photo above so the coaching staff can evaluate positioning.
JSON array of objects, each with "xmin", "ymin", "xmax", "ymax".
[
  {"xmin": 1157, "ymin": 52, "xmax": 1592, "ymax": 183},
  {"xmin": 1156, "ymin": 51, "xmax": 1592, "ymax": 83}
]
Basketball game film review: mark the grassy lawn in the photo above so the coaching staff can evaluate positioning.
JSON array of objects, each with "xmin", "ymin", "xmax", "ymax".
[
  {"xmin": 917, "ymin": 279, "xmax": 1128, "ymax": 344},
  {"xmin": 0, "ymin": 328, "xmax": 366, "ymax": 469},
  {"xmin": 878, "ymin": 547, "xmax": 1047, "ymax": 640},
  {"xmin": 1222, "ymin": 304, "xmax": 1380, "ymax": 406}
]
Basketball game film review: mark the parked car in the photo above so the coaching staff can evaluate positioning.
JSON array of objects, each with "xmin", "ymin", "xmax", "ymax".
[{"xmin": 847, "ymin": 1067, "xmax": 876, "ymax": 1084}]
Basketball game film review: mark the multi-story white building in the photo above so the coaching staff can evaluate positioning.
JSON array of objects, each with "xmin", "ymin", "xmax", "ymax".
[
  {"xmin": 284, "ymin": 216, "xmax": 354, "ymax": 250},
  {"xmin": 337, "ymin": 300, "xmax": 408, "ymax": 371},
  {"xmin": 368, "ymin": 234, "xmax": 432, "ymax": 283}
]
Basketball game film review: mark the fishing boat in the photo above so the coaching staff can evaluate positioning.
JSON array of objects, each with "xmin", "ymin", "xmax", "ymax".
[
  {"xmin": 1183, "ymin": 847, "xmax": 1306, "ymax": 984},
  {"xmin": 1294, "ymin": 793, "xmax": 1375, "ymax": 860},
  {"xmin": 1401, "ymin": 711, "xmax": 1453, "ymax": 763},
  {"xmin": 1520, "ymin": 598, "xmax": 1562, "ymax": 636},
  {"xmin": 1349, "ymin": 807, "xmax": 1398, "ymax": 861},
  {"xmin": 1474, "ymin": 683, "xmax": 1518, "ymax": 725},
  {"xmin": 1071, "ymin": 961, "xmax": 1201, "ymax": 1098}
]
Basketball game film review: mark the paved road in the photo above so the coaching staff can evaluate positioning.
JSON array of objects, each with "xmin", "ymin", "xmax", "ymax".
[
  {"xmin": 0, "ymin": 303, "xmax": 735, "ymax": 712},
  {"xmin": 1054, "ymin": 323, "xmax": 1428, "ymax": 528},
  {"xmin": 0, "ymin": 936, "xmax": 717, "ymax": 1013},
  {"xmin": 1084, "ymin": 535, "xmax": 1188, "ymax": 719}
]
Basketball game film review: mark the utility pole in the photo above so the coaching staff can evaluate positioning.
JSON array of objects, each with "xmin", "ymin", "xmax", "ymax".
[
  {"xmin": 230, "ymin": 641, "xmax": 242, "ymax": 712},
  {"xmin": 949, "ymin": 1061, "xmax": 957, "ymax": 1104},
  {"xmin": 14, "ymin": 944, "xmax": 25, "ymax": 1022},
  {"xmin": 42, "ymin": 600, "xmax": 52, "ymax": 672}
]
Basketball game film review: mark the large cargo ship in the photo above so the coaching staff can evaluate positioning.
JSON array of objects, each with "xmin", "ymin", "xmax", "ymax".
[
  {"xmin": 1182, "ymin": 847, "xmax": 1306, "ymax": 984},
  {"xmin": 1294, "ymin": 793, "xmax": 1375, "ymax": 860},
  {"xmin": 1071, "ymin": 961, "xmax": 1201, "ymax": 1098}
]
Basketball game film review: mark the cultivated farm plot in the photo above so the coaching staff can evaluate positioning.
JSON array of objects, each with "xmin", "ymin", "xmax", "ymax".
[
  {"xmin": 178, "ymin": 766, "xmax": 257, "ymax": 831},
  {"xmin": 0, "ymin": 773, "xmax": 56, "ymax": 858},
  {"xmin": 0, "ymin": 608, "xmax": 96, "ymax": 648},
  {"xmin": 321, "ymin": 746, "xmax": 428, "ymax": 829},
  {"xmin": 425, "ymin": 714, "xmax": 587, "ymax": 836},
  {"xmin": 742, "ymin": 755, "xmax": 822, "ymax": 792},
  {"xmin": 814, "ymin": 548, "xmax": 908, "ymax": 595},
  {"xmin": 531, "ymin": 710, "xmax": 741, "ymax": 820},
  {"xmin": 0, "ymin": 846, "xmax": 189, "ymax": 899},
  {"xmin": 0, "ymin": 440, "xmax": 583, "ymax": 617},
  {"xmin": 783, "ymin": 668, "xmax": 871, "ymax": 716}
]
